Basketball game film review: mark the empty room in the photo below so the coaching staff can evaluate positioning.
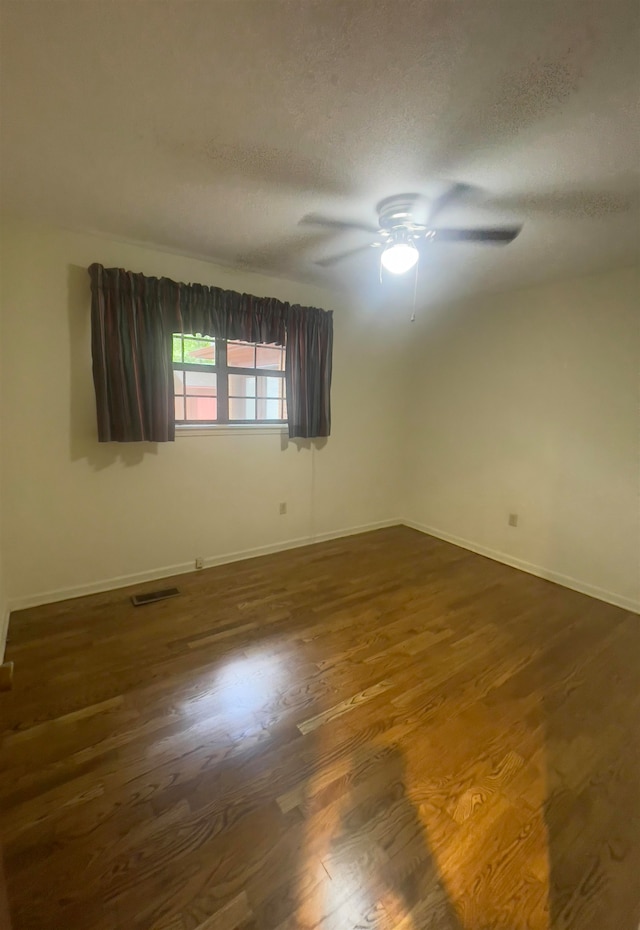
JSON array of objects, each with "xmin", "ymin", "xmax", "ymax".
[{"xmin": 0, "ymin": 2, "xmax": 639, "ymax": 929}]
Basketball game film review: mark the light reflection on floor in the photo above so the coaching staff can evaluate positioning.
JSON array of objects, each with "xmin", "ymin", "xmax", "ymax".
[
  {"xmin": 425, "ymin": 697, "xmax": 549, "ymax": 929},
  {"xmin": 214, "ymin": 653, "xmax": 285, "ymax": 715},
  {"xmin": 290, "ymin": 697, "xmax": 551, "ymax": 929},
  {"xmin": 176, "ymin": 651, "xmax": 285, "ymax": 721},
  {"xmin": 175, "ymin": 649, "xmax": 552, "ymax": 927}
]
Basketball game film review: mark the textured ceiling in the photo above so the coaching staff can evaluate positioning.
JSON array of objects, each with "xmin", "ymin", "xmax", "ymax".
[{"xmin": 1, "ymin": 0, "xmax": 639, "ymax": 303}]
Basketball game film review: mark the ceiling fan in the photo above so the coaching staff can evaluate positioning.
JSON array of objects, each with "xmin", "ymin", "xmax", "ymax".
[{"xmin": 301, "ymin": 185, "xmax": 522, "ymax": 274}]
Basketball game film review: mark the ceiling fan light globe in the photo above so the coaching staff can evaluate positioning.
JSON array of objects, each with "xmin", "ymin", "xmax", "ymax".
[{"xmin": 380, "ymin": 242, "xmax": 419, "ymax": 275}]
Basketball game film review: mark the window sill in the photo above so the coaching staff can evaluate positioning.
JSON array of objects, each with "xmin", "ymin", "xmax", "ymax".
[{"xmin": 176, "ymin": 424, "xmax": 288, "ymax": 438}]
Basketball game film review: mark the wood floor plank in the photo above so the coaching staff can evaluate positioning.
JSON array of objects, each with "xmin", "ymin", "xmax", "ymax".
[
  {"xmin": 297, "ymin": 679, "xmax": 394, "ymax": 735},
  {"xmin": 1, "ymin": 526, "xmax": 638, "ymax": 930}
]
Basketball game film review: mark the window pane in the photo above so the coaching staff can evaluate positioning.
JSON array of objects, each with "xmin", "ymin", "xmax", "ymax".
[
  {"xmin": 282, "ymin": 398, "xmax": 288, "ymax": 420},
  {"xmin": 229, "ymin": 374, "xmax": 256, "ymax": 397},
  {"xmin": 172, "ymin": 334, "xmax": 183, "ymax": 363},
  {"xmin": 173, "ymin": 370, "xmax": 185, "ymax": 394},
  {"xmin": 183, "ymin": 335, "xmax": 215, "ymax": 365},
  {"xmin": 186, "ymin": 396, "xmax": 217, "ymax": 420},
  {"xmin": 256, "ymin": 345, "xmax": 284, "ymax": 370},
  {"xmin": 227, "ymin": 342, "xmax": 256, "ymax": 368},
  {"xmin": 229, "ymin": 397, "xmax": 256, "ymax": 420},
  {"xmin": 257, "ymin": 376, "xmax": 284, "ymax": 399},
  {"xmin": 257, "ymin": 398, "xmax": 281, "ymax": 420},
  {"xmin": 174, "ymin": 396, "xmax": 185, "ymax": 420},
  {"xmin": 184, "ymin": 371, "xmax": 216, "ymax": 396}
]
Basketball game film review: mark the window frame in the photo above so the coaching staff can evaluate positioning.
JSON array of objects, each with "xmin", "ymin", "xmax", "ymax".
[{"xmin": 172, "ymin": 335, "xmax": 287, "ymax": 427}]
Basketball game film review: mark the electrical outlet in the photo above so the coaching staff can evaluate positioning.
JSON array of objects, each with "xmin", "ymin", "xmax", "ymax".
[
  {"xmin": 508, "ymin": 513, "xmax": 518, "ymax": 527},
  {"xmin": 195, "ymin": 556, "xmax": 204, "ymax": 570},
  {"xmin": 279, "ymin": 502, "xmax": 287, "ymax": 515}
]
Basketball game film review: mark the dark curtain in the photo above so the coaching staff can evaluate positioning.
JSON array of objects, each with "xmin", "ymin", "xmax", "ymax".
[
  {"xmin": 89, "ymin": 264, "xmax": 333, "ymax": 442},
  {"xmin": 285, "ymin": 305, "xmax": 333, "ymax": 439},
  {"xmin": 172, "ymin": 284, "xmax": 287, "ymax": 347},
  {"xmin": 90, "ymin": 264, "xmax": 175, "ymax": 442}
]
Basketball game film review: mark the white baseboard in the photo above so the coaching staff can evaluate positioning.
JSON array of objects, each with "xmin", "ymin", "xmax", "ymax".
[
  {"xmin": 7, "ymin": 519, "xmax": 401, "ymax": 613},
  {"xmin": 403, "ymin": 520, "xmax": 640, "ymax": 615},
  {"xmin": 0, "ymin": 604, "xmax": 10, "ymax": 663},
  {"xmin": 7, "ymin": 517, "xmax": 637, "ymax": 618}
]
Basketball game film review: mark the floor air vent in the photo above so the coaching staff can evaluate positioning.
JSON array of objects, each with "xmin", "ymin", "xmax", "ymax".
[{"xmin": 131, "ymin": 587, "xmax": 180, "ymax": 606}]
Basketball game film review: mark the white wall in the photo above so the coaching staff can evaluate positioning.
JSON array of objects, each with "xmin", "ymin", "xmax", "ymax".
[
  {"xmin": 403, "ymin": 265, "xmax": 640, "ymax": 612},
  {"xmin": 1, "ymin": 219, "xmax": 637, "ymax": 617},
  {"xmin": 0, "ymin": 219, "xmax": 405, "ymax": 609}
]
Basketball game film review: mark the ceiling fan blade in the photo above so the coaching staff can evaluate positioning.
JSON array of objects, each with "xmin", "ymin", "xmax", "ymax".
[
  {"xmin": 315, "ymin": 243, "xmax": 377, "ymax": 267},
  {"xmin": 427, "ymin": 183, "xmax": 475, "ymax": 225},
  {"xmin": 301, "ymin": 213, "xmax": 380, "ymax": 235},
  {"xmin": 430, "ymin": 226, "xmax": 522, "ymax": 244}
]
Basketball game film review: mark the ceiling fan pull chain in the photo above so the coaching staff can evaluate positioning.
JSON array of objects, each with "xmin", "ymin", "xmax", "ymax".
[{"xmin": 410, "ymin": 254, "xmax": 420, "ymax": 323}]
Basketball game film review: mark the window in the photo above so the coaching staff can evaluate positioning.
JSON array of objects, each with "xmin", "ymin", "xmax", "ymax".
[{"xmin": 172, "ymin": 334, "xmax": 287, "ymax": 425}]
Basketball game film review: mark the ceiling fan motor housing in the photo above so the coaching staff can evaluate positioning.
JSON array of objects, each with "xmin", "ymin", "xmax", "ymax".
[
  {"xmin": 376, "ymin": 194, "xmax": 424, "ymax": 231},
  {"xmin": 376, "ymin": 194, "xmax": 428, "ymax": 239}
]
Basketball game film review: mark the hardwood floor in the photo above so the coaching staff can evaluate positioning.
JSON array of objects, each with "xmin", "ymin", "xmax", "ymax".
[{"xmin": 0, "ymin": 526, "xmax": 638, "ymax": 930}]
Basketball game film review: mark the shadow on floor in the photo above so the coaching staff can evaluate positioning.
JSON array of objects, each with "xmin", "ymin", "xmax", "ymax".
[{"xmin": 292, "ymin": 740, "xmax": 462, "ymax": 929}]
